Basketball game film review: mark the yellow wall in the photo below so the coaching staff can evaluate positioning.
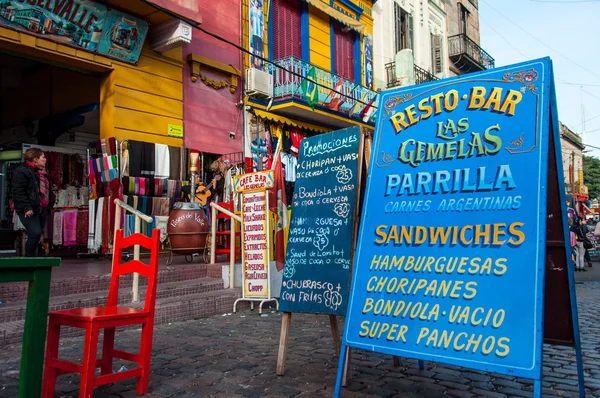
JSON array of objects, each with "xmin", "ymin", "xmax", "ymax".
[
  {"xmin": 308, "ymin": 8, "xmax": 331, "ymax": 70},
  {"xmin": 102, "ymin": 48, "xmax": 184, "ymax": 147},
  {"xmin": 0, "ymin": 26, "xmax": 184, "ymax": 147}
]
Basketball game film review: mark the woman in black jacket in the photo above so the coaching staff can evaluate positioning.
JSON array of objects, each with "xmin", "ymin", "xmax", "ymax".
[{"xmin": 12, "ymin": 148, "xmax": 48, "ymax": 257}]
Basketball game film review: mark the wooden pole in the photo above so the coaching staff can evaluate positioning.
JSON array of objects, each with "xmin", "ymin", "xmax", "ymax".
[
  {"xmin": 342, "ymin": 347, "xmax": 351, "ymax": 387},
  {"xmin": 276, "ymin": 312, "xmax": 292, "ymax": 376},
  {"xmin": 329, "ymin": 315, "xmax": 341, "ymax": 356}
]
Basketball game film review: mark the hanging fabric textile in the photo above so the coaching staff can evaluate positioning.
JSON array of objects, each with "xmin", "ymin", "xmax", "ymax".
[
  {"xmin": 169, "ymin": 146, "xmax": 181, "ymax": 180},
  {"xmin": 63, "ymin": 211, "xmax": 78, "ymax": 247},
  {"xmin": 53, "ymin": 212, "xmax": 63, "ymax": 246},
  {"xmin": 155, "ymin": 144, "xmax": 170, "ymax": 179},
  {"xmin": 128, "ymin": 141, "xmax": 143, "ymax": 177},
  {"xmin": 88, "ymin": 199, "xmax": 96, "ymax": 250},
  {"xmin": 76, "ymin": 210, "xmax": 89, "ymax": 247},
  {"xmin": 141, "ymin": 142, "xmax": 155, "ymax": 177},
  {"xmin": 94, "ymin": 198, "xmax": 104, "ymax": 251}
]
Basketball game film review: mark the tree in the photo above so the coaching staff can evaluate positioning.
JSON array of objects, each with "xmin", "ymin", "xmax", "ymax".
[{"xmin": 583, "ymin": 155, "xmax": 600, "ymax": 200}]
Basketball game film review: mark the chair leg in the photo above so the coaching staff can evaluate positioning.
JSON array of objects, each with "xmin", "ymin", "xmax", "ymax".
[
  {"xmin": 42, "ymin": 318, "xmax": 60, "ymax": 398},
  {"xmin": 136, "ymin": 320, "xmax": 154, "ymax": 395},
  {"xmin": 101, "ymin": 327, "xmax": 115, "ymax": 376},
  {"xmin": 79, "ymin": 324, "xmax": 100, "ymax": 398}
]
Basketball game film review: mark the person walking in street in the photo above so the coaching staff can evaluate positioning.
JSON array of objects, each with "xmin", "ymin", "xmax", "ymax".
[{"xmin": 11, "ymin": 148, "xmax": 49, "ymax": 257}]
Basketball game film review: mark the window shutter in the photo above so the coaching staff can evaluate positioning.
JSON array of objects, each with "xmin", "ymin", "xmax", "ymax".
[
  {"xmin": 407, "ymin": 13, "xmax": 414, "ymax": 50},
  {"xmin": 431, "ymin": 34, "xmax": 443, "ymax": 74},
  {"xmin": 334, "ymin": 24, "xmax": 355, "ymax": 80},
  {"xmin": 272, "ymin": 0, "xmax": 302, "ymax": 60},
  {"xmin": 394, "ymin": 3, "xmax": 402, "ymax": 54}
]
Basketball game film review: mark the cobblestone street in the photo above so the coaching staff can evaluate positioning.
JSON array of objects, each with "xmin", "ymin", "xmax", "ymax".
[{"xmin": 0, "ymin": 282, "xmax": 598, "ymax": 398}]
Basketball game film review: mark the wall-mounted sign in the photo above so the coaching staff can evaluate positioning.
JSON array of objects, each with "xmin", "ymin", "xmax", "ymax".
[
  {"xmin": 0, "ymin": 1, "xmax": 148, "ymax": 64},
  {"xmin": 168, "ymin": 124, "xmax": 184, "ymax": 138},
  {"xmin": 364, "ymin": 34, "xmax": 373, "ymax": 90},
  {"xmin": 233, "ymin": 170, "xmax": 274, "ymax": 193},
  {"xmin": 98, "ymin": 9, "xmax": 148, "ymax": 64},
  {"xmin": 248, "ymin": 0, "xmax": 264, "ymax": 70}
]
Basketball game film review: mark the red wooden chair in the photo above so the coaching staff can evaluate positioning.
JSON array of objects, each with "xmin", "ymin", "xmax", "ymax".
[{"xmin": 42, "ymin": 229, "xmax": 160, "ymax": 398}]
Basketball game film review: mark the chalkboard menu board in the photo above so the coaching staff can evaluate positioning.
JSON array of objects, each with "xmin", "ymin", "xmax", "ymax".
[{"xmin": 279, "ymin": 127, "xmax": 361, "ymax": 316}]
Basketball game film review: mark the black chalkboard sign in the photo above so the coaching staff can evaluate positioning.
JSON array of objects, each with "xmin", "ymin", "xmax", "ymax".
[{"xmin": 279, "ymin": 126, "xmax": 361, "ymax": 316}]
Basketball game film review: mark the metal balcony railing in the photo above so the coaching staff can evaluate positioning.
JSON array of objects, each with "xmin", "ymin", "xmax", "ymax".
[
  {"xmin": 448, "ymin": 34, "xmax": 495, "ymax": 70},
  {"xmin": 266, "ymin": 56, "xmax": 378, "ymax": 119},
  {"xmin": 385, "ymin": 62, "xmax": 439, "ymax": 88}
]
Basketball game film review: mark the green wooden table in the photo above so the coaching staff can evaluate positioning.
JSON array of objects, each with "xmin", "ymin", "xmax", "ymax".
[{"xmin": 0, "ymin": 258, "xmax": 60, "ymax": 398}]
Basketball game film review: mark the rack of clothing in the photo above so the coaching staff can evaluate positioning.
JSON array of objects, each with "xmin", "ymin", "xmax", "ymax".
[
  {"xmin": 118, "ymin": 139, "xmax": 189, "ymax": 222},
  {"xmin": 250, "ymin": 115, "xmax": 309, "ymax": 205}
]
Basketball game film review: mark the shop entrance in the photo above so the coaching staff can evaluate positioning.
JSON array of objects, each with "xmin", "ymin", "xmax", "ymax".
[{"xmin": 0, "ymin": 51, "xmax": 103, "ymax": 256}]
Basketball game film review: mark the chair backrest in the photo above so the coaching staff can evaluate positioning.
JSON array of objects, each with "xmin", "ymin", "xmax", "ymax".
[
  {"xmin": 108, "ymin": 229, "xmax": 161, "ymax": 313},
  {"xmin": 216, "ymin": 201, "xmax": 234, "ymax": 220}
]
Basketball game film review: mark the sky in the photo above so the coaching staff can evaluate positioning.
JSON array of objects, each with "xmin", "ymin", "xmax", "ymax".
[{"xmin": 478, "ymin": 0, "xmax": 600, "ymax": 157}]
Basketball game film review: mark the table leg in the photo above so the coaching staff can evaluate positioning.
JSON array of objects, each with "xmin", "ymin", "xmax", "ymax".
[{"xmin": 19, "ymin": 268, "xmax": 52, "ymax": 398}]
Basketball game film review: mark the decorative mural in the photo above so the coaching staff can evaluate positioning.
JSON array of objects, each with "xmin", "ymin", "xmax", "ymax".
[{"xmin": 0, "ymin": 0, "xmax": 147, "ymax": 64}]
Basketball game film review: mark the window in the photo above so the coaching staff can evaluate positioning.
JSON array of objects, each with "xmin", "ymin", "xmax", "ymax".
[
  {"xmin": 430, "ymin": 34, "xmax": 443, "ymax": 74},
  {"xmin": 333, "ymin": 23, "xmax": 355, "ymax": 80},
  {"xmin": 394, "ymin": 3, "xmax": 413, "ymax": 54},
  {"xmin": 272, "ymin": 0, "xmax": 301, "ymax": 59},
  {"xmin": 458, "ymin": 3, "xmax": 469, "ymax": 36}
]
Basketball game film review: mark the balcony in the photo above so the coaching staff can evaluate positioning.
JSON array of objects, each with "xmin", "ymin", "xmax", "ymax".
[
  {"xmin": 261, "ymin": 56, "xmax": 379, "ymax": 128},
  {"xmin": 385, "ymin": 63, "xmax": 439, "ymax": 88},
  {"xmin": 448, "ymin": 34, "xmax": 495, "ymax": 74}
]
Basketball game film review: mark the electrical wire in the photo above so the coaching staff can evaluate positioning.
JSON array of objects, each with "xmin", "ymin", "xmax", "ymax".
[
  {"xmin": 525, "ymin": 0, "xmax": 600, "ymax": 3},
  {"xmin": 195, "ymin": 25, "xmax": 377, "ymax": 109},
  {"xmin": 481, "ymin": 0, "xmax": 600, "ymax": 81}
]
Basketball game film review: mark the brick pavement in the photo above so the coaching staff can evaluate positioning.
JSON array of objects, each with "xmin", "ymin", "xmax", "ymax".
[{"xmin": 0, "ymin": 282, "xmax": 599, "ymax": 398}]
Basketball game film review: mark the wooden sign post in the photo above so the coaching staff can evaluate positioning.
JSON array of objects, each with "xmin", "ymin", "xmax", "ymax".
[
  {"xmin": 335, "ymin": 58, "xmax": 585, "ymax": 398},
  {"xmin": 233, "ymin": 170, "xmax": 279, "ymax": 313},
  {"xmin": 276, "ymin": 126, "xmax": 364, "ymax": 376}
]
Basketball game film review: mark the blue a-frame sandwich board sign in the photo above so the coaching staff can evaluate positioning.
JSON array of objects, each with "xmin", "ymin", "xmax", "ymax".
[{"xmin": 335, "ymin": 58, "xmax": 586, "ymax": 398}]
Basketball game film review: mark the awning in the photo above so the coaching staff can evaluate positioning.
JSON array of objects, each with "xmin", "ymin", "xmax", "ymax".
[
  {"xmin": 253, "ymin": 110, "xmax": 330, "ymax": 133},
  {"xmin": 304, "ymin": 0, "xmax": 364, "ymax": 35}
]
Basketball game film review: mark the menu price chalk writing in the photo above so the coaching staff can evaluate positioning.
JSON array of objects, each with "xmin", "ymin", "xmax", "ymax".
[
  {"xmin": 342, "ymin": 59, "xmax": 551, "ymax": 379},
  {"xmin": 242, "ymin": 190, "xmax": 270, "ymax": 298},
  {"xmin": 279, "ymin": 127, "xmax": 361, "ymax": 316}
]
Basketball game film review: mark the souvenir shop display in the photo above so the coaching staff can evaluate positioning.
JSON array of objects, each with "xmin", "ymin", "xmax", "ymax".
[{"xmin": 249, "ymin": 114, "xmax": 315, "ymax": 205}]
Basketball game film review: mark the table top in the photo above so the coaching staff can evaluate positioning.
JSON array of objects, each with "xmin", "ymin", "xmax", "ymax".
[{"xmin": 0, "ymin": 258, "xmax": 61, "ymax": 269}]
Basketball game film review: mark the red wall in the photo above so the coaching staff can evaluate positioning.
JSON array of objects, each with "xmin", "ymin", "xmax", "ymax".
[
  {"xmin": 146, "ymin": 0, "xmax": 202, "ymax": 23},
  {"xmin": 183, "ymin": 0, "xmax": 243, "ymax": 155}
]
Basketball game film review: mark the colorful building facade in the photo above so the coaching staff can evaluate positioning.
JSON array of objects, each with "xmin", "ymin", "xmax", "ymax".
[
  {"xmin": 0, "ymin": 0, "xmax": 201, "ymax": 149},
  {"xmin": 183, "ymin": 0, "xmax": 243, "ymax": 156},
  {"xmin": 242, "ymin": 0, "xmax": 379, "ymax": 169}
]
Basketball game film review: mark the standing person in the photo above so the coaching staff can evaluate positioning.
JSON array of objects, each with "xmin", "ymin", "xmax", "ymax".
[
  {"xmin": 36, "ymin": 163, "xmax": 55, "ymax": 247},
  {"xmin": 581, "ymin": 218, "xmax": 593, "ymax": 268},
  {"xmin": 12, "ymin": 148, "xmax": 47, "ymax": 257},
  {"xmin": 572, "ymin": 217, "xmax": 587, "ymax": 272}
]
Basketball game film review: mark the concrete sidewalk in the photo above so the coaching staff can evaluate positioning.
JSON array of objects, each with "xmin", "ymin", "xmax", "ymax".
[{"xmin": 0, "ymin": 283, "xmax": 599, "ymax": 397}]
